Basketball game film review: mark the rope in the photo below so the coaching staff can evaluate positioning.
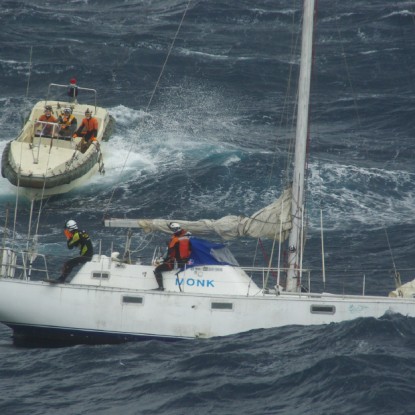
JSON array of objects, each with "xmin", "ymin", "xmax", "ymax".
[
  {"xmin": 333, "ymin": 0, "xmax": 361, "ymax": 128},
  {"xmin": 145, "ymin": 2, "xmax": 191, "ymax": 112},
  {"xmin": 103, "ymin": 0, "xmax": 192, "ymax": 217},
  {"xmin": 26, "ymin": 46, "xmax": 33, "ymax": 97},
  {"xmin": 267, "ymin": 10, "xmax": 302, "ymax": 189}
]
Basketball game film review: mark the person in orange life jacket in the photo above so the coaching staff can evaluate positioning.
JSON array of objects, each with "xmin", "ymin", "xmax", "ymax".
[
  {"xmin": 56, "ymin": 219, "xmax": 94, "ymax": 283},
  {"xmin": 67, "ymin": 78, "xmax": 78, "ymax": 102},
  {"xmin": 73, "ymin": 108, "xmax": 98, "ymax": 152},
  {"xmin": 58, "ymin": 107, "xmax": 77, "ymax": 139},
  {"xmin": 153, "ymin": 222, "xmax": 192, "ymax": 291},
  {"xmin": 35, "ymin": 105, "xmax": 58, "ymax": 137}
]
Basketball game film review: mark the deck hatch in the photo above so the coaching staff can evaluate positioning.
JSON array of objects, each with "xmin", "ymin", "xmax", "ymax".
[{"xmin": 310, "ymin": 304, "xmax": 336, "ymax": 314}]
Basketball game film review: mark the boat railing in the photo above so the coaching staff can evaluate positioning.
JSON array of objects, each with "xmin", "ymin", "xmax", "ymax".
[
  {"xmin": 31, "ymin": 121, "xmax": 62, "ymax": 162},
  {"xmin": 46, "ymin": 83, "xmax": 97, "ymax": 113},
  {"xmin": 0, "ymin": 247, "xmax": 50, "ymax": 281},
  {"xmin": 32, "ymin": 120, "xmax": 60, "ymax": 138},
  {"xmin": 241, "ymin": 266, "xmax": 311, "ymax": 292}
]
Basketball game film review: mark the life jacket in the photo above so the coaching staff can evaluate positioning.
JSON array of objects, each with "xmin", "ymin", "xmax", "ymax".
[
  {"xmin": 68, "ymin": 230, "xmax": 93, "ymax": 257},
  {"xmin": 168, "ymin": 235, "xmax": 179, "ymax": 258},
  {"xmin": 178, "ymin": 236, "xmax": 191, "ymax": 260},
  {"xmin": 37, "ymin": 114, "xmax": 57, "ymax": 135},
  {"xmin": 80, "ymin": 117, "xmax": 98, "ymax": 132},
  {"xmin": 76, "ymin": 117, "xmax": 98, "ymax": 140},
  {"xmin": 38, "ymin": 114, "xmax": 57, "ymax": 123},
  {"xmin": 168, "ymin": 230, "xmax": 191, "ymax": 261},
  {"xmin": 59, "ymin": 114, "xmax": 76, "ymax": 129}
]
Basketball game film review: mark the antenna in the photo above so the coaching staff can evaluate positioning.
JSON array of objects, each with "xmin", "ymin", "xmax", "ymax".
[
  {"xmin": 320, "ymin": 209, "xmax": 326, "ymax": 289},
  {"xmin": 26, "ymin": 46, "xmax": 33, "ymax": 97},
  {"xmin": 384, "ymin": 227, "xmax": 402, "ymax": 289},
  {"xmin": 0, "ymin": 208, "xmax": 9, "ymax": 276}
]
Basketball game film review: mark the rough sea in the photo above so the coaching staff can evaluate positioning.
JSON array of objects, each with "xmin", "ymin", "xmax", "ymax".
[{"xmin": 1, "ymin": 0, "xmax": 415, "ymax": 414}]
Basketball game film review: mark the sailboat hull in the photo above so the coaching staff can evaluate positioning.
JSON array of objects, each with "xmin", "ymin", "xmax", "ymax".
[{"xmin": 1, "ymin": 277, "xmax": 415, "ymax": 346}]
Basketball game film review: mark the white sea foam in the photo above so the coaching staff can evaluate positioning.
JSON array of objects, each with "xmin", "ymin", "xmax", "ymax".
[{"xmin": 307, "ymin": 160, "xmax": 415, "ymax": 231}]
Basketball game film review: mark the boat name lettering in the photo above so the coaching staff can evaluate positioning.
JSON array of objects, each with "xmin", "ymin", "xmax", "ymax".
[{"xmin": 176, "ymin": 278, "xmax": 215, "ymax": 287}]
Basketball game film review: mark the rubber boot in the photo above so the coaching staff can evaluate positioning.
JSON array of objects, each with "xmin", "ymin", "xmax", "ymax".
[{"xmin": 153, "ymin": 270, "xmax": 164, "ymax": 290}]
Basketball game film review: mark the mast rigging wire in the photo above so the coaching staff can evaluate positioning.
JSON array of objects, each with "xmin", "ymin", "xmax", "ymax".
[{"xmin": 103, "ymin": 0, "xmax": 192, "ymax": 217}]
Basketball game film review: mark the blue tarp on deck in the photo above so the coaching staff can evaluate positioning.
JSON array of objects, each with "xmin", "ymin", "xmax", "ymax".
[{"xmin": 187, "ymin": 237, "xmax": 239, "ymax": 268}]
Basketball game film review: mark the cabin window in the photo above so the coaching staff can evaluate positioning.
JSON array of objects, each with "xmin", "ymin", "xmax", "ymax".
[
  {"xmin": 310, "ymin": 304, "xmax": 335, "ymax": 314},
  {"xmin": 92, "ymin": 272, "xmax": 109, "ymax": 279},
  {"xmin": 123, "ymin": 296, "xmax": 143, "ymax": 304},
  {"xmin": 211, "ymin": 302, "xmax": 233, "ymax": 310}
]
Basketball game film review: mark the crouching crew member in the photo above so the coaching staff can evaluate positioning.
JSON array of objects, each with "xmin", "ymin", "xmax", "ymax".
[
  {"xmin": 56, "ymin": 220, "xmax": 94, "ymax": 283},
  {"xmin": 154, "ymin": 222, "xmax": 191, "ymax": 291}
]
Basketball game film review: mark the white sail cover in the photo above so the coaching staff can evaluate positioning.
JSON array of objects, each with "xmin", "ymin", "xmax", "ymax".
[{"xmin": 105, "ymin": 188, "xmax": 292, "ymax": 241}]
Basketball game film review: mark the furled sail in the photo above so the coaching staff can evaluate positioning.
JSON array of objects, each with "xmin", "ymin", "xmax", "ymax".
[{"xmin": 105, "ymin": 188, "xmax": 292, "ymax": 241}]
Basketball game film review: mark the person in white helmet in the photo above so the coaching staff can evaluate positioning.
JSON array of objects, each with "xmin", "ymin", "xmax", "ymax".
[
  {"xmin": 54, "ymin": 219, "xmax": 94, "ymax": 283},
  {"xmin": 58, "ymin": 107, "xmax": 77, "ymax": 140},
  {"xmin": 153, "ymin": 222, "xmax": 191, "ymax": 291}
]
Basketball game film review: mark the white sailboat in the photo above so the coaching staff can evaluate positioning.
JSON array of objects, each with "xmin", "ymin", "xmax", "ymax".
[{"xmin": 0, "ymin": 0, "xmax": 414, "ymax": 346}]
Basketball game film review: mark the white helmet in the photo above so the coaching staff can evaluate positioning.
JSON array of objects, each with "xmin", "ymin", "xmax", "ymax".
[
  {"xmin": 168, "ymin": 222, "xmax": 181, "ymax": 233},
  {"xmin": 65, "ymin": 219, "xmax": 78, "ymax": 230}
]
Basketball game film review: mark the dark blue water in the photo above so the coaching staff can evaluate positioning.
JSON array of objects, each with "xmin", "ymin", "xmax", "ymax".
[{"xmin": 1, "ymin": 0, "xmax": 415, "ymax": 413}]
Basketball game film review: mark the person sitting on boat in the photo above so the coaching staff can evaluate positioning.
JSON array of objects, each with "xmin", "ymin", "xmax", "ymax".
[
  {"xmin": 55, "ymin": 220, "xmax": 94, "ymax": 284},
  {"xmin": 67, "ymin": 78, "xmax": 78, "ymax": 102},
  {"xmin": 153, "ymin": 222, "xmax": 192, "ymax": 291},
  {"xmin": 73, "ymin": 108, "xmax": 98, "ymax": 153},
  {"xmin": 35, "ymin": 105, "xmax": 58, "ymax": 137},
  {"xmin": 58, "ymin": 107, "xmax": 77, "ymax": 140}
]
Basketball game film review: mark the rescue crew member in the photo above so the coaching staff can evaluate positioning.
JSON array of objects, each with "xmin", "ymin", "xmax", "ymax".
[
  {"xmin": 153, "ymin": 222, "xmax": 192, "ymax": 291},
  {"xmin": 55, "ymin": 220, "xmax": 94, "ymax": 283},
  {"xmin": 58, "ymin": 107, "xmax": 77, "ymax": 140},
  {"xmin": 73, "ymin": 108, "xmax": 98, "ymax": 152},
  {"xmin": 67, "ymin": 77, "xmax": 78, "ymax": 102},
  {"xmin": 35, "ymin": 105, "xmax": 58, "ymax": 137}
]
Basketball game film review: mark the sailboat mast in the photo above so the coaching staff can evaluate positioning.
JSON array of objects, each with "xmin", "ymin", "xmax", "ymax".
[{"xmin": 286, "ymin": 0, "xmax": 315, "ymax": 292}]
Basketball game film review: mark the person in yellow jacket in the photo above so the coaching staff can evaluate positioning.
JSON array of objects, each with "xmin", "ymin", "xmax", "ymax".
[
  {"xmin": 58, "ymin": 107, "xmax": 77, "ymax": 140},
  {"xmin": 54, "ymin": 220, "xmax": 94, "ymax": 283}
]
